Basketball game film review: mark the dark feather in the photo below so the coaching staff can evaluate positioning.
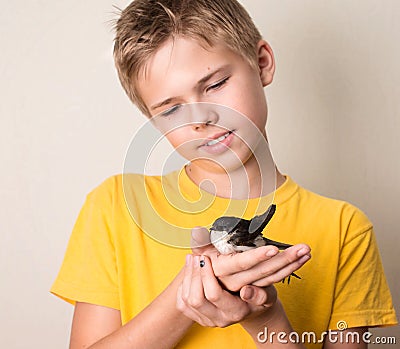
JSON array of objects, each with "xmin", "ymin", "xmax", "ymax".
[{"xmin": 249, "ymin": 204, "xmax": 276, "ymax": 234}]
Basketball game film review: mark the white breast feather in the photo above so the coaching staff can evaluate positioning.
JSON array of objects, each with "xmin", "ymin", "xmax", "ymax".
[
  {"xmin": 210, "ymin": 230, "xmax": 266, "ymax": 254},
  {"xmin": 210, "ymin": 229, "xmax": 237, "ymax": 254}
]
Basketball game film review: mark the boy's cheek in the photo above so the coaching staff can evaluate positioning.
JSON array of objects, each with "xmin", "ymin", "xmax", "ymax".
[
  {"xmin": 165, "ymin": 129, "xmax": 190, "ymax": 147},
  {"xmin": 165, "ymin": 131, "xmax": 199, "ymax": 160}
]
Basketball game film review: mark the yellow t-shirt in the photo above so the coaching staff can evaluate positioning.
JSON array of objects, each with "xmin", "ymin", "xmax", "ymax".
[{"xmin": 51, "ymin": 169, "xmax": 397, "ymax": 348}]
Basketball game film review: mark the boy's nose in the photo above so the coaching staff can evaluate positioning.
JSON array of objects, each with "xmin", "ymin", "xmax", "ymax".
[
  {"xmin": 193, "ymin": 119, "xmax": 211, "ymax": 131},
  {"xmin": 189, "ymin": 103, "xmax": 219, "ymax": 130}
]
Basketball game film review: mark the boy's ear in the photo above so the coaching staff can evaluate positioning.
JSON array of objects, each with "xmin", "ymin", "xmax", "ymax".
[{"xmin": 257, "ymin": 40, "xmax": 275, "ymax": 87}]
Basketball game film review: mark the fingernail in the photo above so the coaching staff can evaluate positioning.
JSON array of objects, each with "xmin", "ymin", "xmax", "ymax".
[
  {"xmin": 266, "ymin": 248, "xmax": 278, "ymax": 257},
  {"xmin": 199, "ymin": 257, "xmax": 205, "ymax": 268},
  {"xmin": 193, "ymin": 255, "xmax": 200, "ymax": 268},
  {"xmin": 242, "ymin": 287, "xmax": 254, "ymax": 300},
  {"xmin": 297, "ymin": 247, "xmax": 309, "ymax": 257}
]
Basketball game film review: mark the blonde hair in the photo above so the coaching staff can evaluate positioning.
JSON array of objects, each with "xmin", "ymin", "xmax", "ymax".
[{"xmin": 113, "ymin": 0, "xmax": 262, "ymax": 115}]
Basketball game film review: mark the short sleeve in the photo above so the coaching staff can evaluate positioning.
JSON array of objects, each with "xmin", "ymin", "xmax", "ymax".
[
  {"xmin": 50, "ymin": 181, "xmax": 120, "ymax": 310},
  {"xmin": 328, "ymin": 208, "xmax": 397, "ymax": 329}
]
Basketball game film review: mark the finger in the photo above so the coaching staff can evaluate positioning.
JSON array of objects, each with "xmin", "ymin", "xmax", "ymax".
[
  {"xmin": 264, "ymin": 244, "xmax": 311, "ymax": 268},
  {"xmin": 240, "ymin": 285, "xmax": 277, "ymax": 308},
  {"xmin": 219, "ymin": 244, "xmax": 310, "ymax": 289},
  {"xmin": 200, "ymin": 256, "xmax": 245, "ymax": 315},
  {"xmin": 199, "ymin": 256, "xmax": 225, "ymax": 303},
  {"xmin": 176, "ymin": 283, "xmax": 214, "ymax": 327},
  {"xmin": 187, "ymin": 255, "xmax": 206, "ymax": 308},
  {"xmin": 191, "ymin": 226, "xmax": 212, "ymax": 254},
  {"xmin": 181, "ymin": 255, "xmax": 217, "ymax": 326},
  {"xmin": 242, "ymin": 243, "xmax": 309, "ymax": 279},
  {"xmin": 240, "ymin": 285, "xmax": 266, "ymax": 305},
  {"xmin": 252, "ymin": 252, "xmax": 311, "ymax": 286},
  {"xmin": 187, "ymin": 255, "xmax": 220, "ymax": 326},
  {"xmin": 213, "ymin": 245, "xmax": 279, "ymax": 277},
  {"xmin": 181, "ymin": 254, "xmax": 194, "ymax": 301}
]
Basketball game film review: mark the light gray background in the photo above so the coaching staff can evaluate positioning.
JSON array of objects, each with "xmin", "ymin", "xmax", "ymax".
[{"xmin": 1, "ymin": 1, "xmax": 398, "ymax": 347}]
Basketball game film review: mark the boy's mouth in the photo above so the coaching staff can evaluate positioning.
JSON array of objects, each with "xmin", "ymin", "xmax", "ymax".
[{"xmin": 202, "ymin": 130, "xmax": 234, "ymax": 147}]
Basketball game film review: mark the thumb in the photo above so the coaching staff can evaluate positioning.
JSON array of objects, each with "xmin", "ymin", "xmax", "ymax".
[
  {"xmin": 191, "ymin": 226, "xmax": 211, "ymax": 254},
  {"xmin": 240, "ymin": 285, "xmax": 277, "ymax": 308}
]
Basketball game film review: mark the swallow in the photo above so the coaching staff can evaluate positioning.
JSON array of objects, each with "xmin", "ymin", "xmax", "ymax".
[{"xmin": 210, "ymin": 204, "xmax": 300, "ymax": 283}]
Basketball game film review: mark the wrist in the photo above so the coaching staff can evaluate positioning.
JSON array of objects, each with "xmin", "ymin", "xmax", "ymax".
[
  {"xmin": 241, "ymin": 300, "xmax": 293, "ymax": 341},
  {"xmin": 242, "ymin": 301, "xmax": 306, "ymax": 348}
]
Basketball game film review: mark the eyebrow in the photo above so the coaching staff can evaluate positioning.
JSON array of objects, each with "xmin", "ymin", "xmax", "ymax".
[{"xmin": 150, "ymin": 66, "xmax": 229, "ymax": 111}]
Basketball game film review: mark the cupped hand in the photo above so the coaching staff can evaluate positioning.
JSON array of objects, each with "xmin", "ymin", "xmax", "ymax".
[
  {"xmin": 191, "ymin": 227, "xmax": 311, "ymax": 292},
  {"xmin": 176, "ymin": 254, "xmax": 278, "ymax": 328}
]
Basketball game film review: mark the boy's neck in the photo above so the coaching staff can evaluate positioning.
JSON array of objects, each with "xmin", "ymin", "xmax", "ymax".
[{"xmin": 185, "ymin": 148, "xmax": 285, "ymax": 200}]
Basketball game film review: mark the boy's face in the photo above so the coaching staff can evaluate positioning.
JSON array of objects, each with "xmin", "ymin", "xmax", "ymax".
[{"xmin": 137, "ymin": 36, "xmax": 275, "ymax": 173}]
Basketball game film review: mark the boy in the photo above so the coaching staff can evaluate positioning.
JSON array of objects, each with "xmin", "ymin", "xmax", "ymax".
[{"xmin": 51, "ymin": 0, "xmax": 397, "ymax": 348}]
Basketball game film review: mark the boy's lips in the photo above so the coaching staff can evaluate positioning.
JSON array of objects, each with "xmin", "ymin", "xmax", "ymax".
[
  {"xmin": 199, "ymin": 130, "xmax": 235, "ymax": 154},
  {"xmin": 201, "ymin": 130, "xmax": 234, "ymax": 146}
]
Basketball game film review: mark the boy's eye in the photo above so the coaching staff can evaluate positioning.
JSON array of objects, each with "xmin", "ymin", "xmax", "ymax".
[
  {"xmin": 206, "ymin": 77, "xmax": 230, "ymax": 93},
  {"xmin": 161, "ymin": 104, "xmax": 182, "ymax": 117}
]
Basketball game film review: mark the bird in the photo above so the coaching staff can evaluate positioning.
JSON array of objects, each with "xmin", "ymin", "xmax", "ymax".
[{"xmin": 210, "ymin": 204, "xmax": 300, "ymax": 283}]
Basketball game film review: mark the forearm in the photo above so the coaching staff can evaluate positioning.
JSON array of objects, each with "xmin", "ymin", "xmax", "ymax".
[
  {"xmin": 87, "ymin": 270, "xmax": 193, "ymax": 349},
  {"xmin": 241, "ymin": 301, "xmax": 305, "ymax": 349}
]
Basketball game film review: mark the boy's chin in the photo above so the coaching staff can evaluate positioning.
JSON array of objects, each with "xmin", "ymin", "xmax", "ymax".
[
  {"xmin": 189, "ymin": 157, "xmax": 244, "ymax": 174},
  {"xmin": 187, "ymin": 152, "xmax": 259, "ymax": 174}
]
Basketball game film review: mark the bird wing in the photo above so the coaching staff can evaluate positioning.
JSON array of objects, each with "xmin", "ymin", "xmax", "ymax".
[
  {"xmin": 262, "ymin": 237, "xmax": 292, "ymax": 250},
  {"xmin": 248, "ymin": 204, "xmax": 276, "ymax": 234}
]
